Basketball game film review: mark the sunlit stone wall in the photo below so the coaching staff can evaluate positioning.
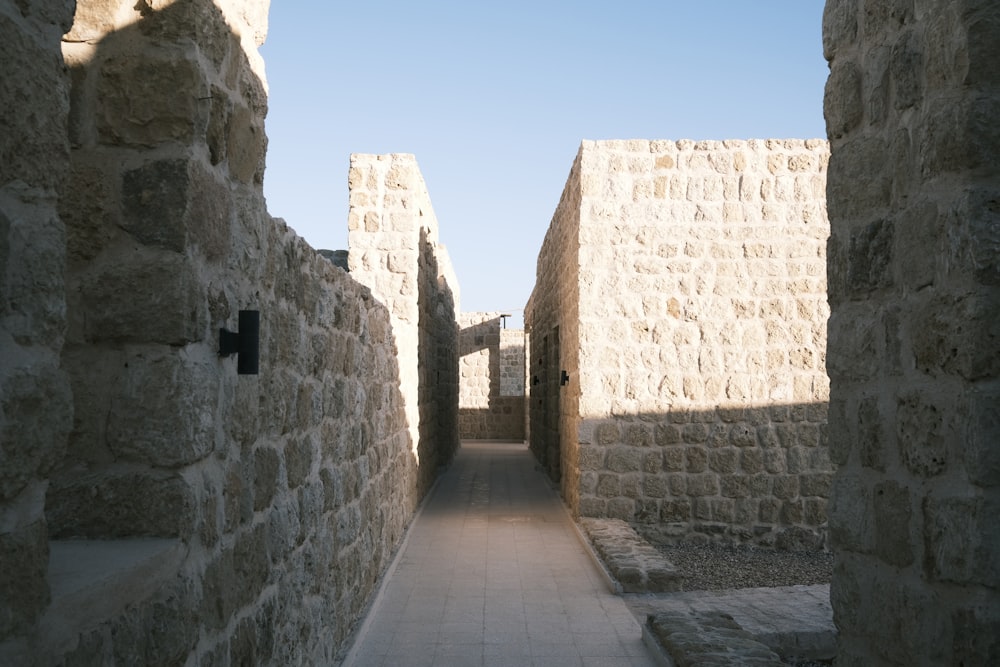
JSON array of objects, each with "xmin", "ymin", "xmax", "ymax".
[
  {"xmin": 347, "ymin": 153, "xmax": 461, "ymax": 497},
  {"xmin": 458, "ymin": 312, "xmax": 527, "ymax": 440},
  {"xmin": 824, "ymin": 0, "xmax": 1000, "ymax": 663},
  {"xmin": 529, "ymin": 139, "xmax": 833, "ymax": 548}
]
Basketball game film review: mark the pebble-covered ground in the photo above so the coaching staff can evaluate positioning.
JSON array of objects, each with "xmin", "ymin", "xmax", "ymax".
[{"xmin": 654, "ymin": 542, "xmax": 833, "ymax": 591}]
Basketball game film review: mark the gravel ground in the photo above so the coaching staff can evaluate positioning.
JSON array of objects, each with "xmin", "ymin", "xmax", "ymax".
[{"xmin": 655, "ymin": 542, "xmax": 833, "ymax": 591}]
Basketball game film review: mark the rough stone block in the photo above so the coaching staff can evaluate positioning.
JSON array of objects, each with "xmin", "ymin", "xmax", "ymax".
[
  {"xmin": 596, "ymin": 474, "xmax": 620, "ymax": 498},
  {"xmin": 740, "ymin": 448, "xmax": 764, "ymax": 473},
  {"xmin": 109, "ymin": 585, "xmax": 198, "ymax": 666},
  {"xmin": 96, "ymin": 55, "xmax": 203, "ymax": 148},
  {"xmin": 0, "ymin": 13, "xmax": 71, "ymax": 190},
  {"xmin": 254, "ymin": 446, "xmax": 280, "ymax": 511},
  {"xmin": 773, "ymin": 475, "xmax": 800, "ymax": 500},
  {"xmin": 951, "ymin": 603, "xmax": 1000, "ymax": 667},
  {"xmin": 0, "ymin": 519, "xmax": 49, "ymax": 638},
  {"xmin": 663, "ymin": 447, "xmax": 684, "ymax": 472},
  {"xmin": 686, "ymin": 473, "xmax": 719, "ymax": 497},
  {"xmin": 720, "ymin": 474, "xmax": 750, "ymax": 498},
  {"xmin": 625, "ymin": 423, "xmax": 652, "ymax": 446},
  {"xmin": 226, "ymin": 105, "xmax": 265, "ymax": 184},
  {"xmin": 285, "ymin": 436, "xmax": 313, "ymax": 489},
  {"xmin": 685, "ymin": 447, "xmax": 707, "ymax": 473},
  {"xmin": 826, "ymin": 305, "xmax": 880, "ymax": 382},
  {"xmin": 829, "ymin": 475, "xmax": 873, "ymax": 553},
  {"xmin": 105, "ymin": 348, "xmax": 217, "ymax": 468},
  {"xmin": 47, "ymin": 468, "xmax": 196, "ymax": 538},
  {"xmin": 923, "ymin": 494, "xmax": 999, "ymax": 586},
  {"xmin": 824, "ymin": 61, "xmax": 864, "ymax": 139},
  {"xmin": 0, "ymin": 365, "xmax": 72, "ymax": 501},
  {"xmin": 79, "ymin": 252, "xmax": 206, "ymax": 345},
  {"xmin": 801, "ymin": 473, "xmax": 833, "ymax": 497},
  {"xmin": 661, "ymin": 499, "xmax": 691, "ymax": 522},
  {"xmin": 874, "ymin": 480, "xmax": 914, "ymax": 567},
  {"xmin": 708, "ymin": 448, "xmax": 738, "ymax": 474},
  {"xmin": 967, "ymin": 387, "xmax": 1000, "ymax": 487},
  {"xmin": 0, "ymin": 191, "xmax": 68, "ymax": 349},
  {"xmin": 912, "ymin": 292, "xmax": 1000, "ymax": 381},
  {"xmin": 896, "ymin": 390, "xmax": 950, "ymax": 477},
  {"xmin": 607, "ymin": 498, "xmax": 635, "ymax": 520},
  {"xmin": 607, "ymin": 447, "xmax": 642, "ymax": 473},
  {"xmin": 826, "ymin": 137, "xmax": 891, "ymax": 227}
]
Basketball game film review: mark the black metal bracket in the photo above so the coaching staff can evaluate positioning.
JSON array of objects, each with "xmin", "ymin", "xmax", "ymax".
[
  {"xmin": 561, "ymin": 370, "xmax": 570, "ymax": 386},
  {"xmin": 219, "ymin": 310, "xmax": 259, "ymax": 375}
]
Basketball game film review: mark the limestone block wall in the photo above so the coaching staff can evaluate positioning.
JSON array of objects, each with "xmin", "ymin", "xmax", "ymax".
[
  {"xmin": 0, "ymin": 0, "xmax": 75, "ymax": 650},
  {"xmin": 500, "ymin": 327, "xmax": 527, "ymax": 397},
  {"xmin": 824, "ymin": 1, "xmax": 1000, "ymax": 664},
  {"xmin": 529, "ymin": 139, "xmax": 833, "ymax": 548},
  {"xmin": 458, "ymin": 312, "xmax": 526, "ymax": 440},
  {"xmin": 348, "ymin": 153, "xmax": 460, "ymax": 495},
  {"xmin": 527, "ymin": 152, "xmax": 584, "ymax": 500},
  {"xmin": 2, "ymin": 1, "xmax": 457, "ymax": 664}
]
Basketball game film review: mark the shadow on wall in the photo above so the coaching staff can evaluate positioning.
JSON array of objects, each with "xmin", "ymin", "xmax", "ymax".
[
  {"xmin": 416, "ymin": 227, "xmax": 461, "ymax": 489},
  {"xmin": 534, "ymin": 401, "xmax": 833, "ymax": 551},
  {"xmin": 0, "ymin": 1, "xmax": 437, "ymax": 664},
  {"xmin": 458, "ymin": 315, "xmax": 527, "ymax": 441}
]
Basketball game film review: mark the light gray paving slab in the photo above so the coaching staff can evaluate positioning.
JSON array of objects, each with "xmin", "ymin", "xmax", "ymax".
[{"xmin": 341, "ymin": 441, "xmax": 658, "ymax": 667}]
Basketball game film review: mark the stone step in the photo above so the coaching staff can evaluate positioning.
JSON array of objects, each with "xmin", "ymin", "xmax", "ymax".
[
  {"xmin": 645, "ymin": 610, "xmax": 787, "ymax": 667},
  {"xmin": 580, "ymin": 517, "xmax": 682, "ymax": 593}
]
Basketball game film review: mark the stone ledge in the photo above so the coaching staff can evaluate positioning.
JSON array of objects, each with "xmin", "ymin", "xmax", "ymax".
[
  {"xmin": 38, "ymin": 538, "xmax": 186, "ymax": 659},
  {"xmin": 579, "ymin": 518, "xmax": 680, "ymax": 593},
  {"xmin": 645, "ymin": 610, "xmax": 787, "ymax": 667}
]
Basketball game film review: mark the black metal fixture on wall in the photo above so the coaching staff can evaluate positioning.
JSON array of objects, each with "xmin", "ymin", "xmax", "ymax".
[
  {"xmin": 561, "ymin": 370, "xmax": 570, "ymax": 386},
  {"xmin": 219, "ymin": 310, "xmax": 260, "ymax": 375}
]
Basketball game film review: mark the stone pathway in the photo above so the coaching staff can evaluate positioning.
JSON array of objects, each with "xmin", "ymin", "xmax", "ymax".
[
  {"xmin": 340, "ymin": 441, "xmax": 836, "ymax": 666},
  {"xmin": 340, "ymin": 441, "xmax": 657, "ymax": 666}
]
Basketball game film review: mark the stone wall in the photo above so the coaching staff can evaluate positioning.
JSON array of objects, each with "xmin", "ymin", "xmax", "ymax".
[
  {"xmin": 348, "ymin": 153, "xmax": 461, "ymax": 494},
  {"xmin": 0, "ymin": 0, "xmax": 75, "ymax": 651},
  {"xmin": 527, "ymin": 152, "xmax": 584, "ymax": 500},
  {"xmin": 528, "ymin": 139, "xmax": 833, "ymax": 548},
  {"xmin": 458, "ymin": 312, "xmax": 526, "ymax": 440},
  {"xmin": 1, "ymin": 1, "xmax": 459, "ymax": 664},
  {"xmin": 824, "ymin": 1, "xmax": 1000, "ymax": 664}
]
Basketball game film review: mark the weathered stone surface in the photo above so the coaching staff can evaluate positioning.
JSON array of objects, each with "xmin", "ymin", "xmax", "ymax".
[
  {"xmin": 580, "ymin": 518, "xmax": 680, "ymax": 593},
  {"xmin": 826, "ymin": 1, "xmax": 1000, "ymax": 662},
  {"xmin": 0, "ymin": 520, "xmax": 49, "ymax": 638},
  {"xmin": 646, "ymin": 610, "xmax": 786, "ymax": 667},
  {"xmin": 47, "ymin": 467, "xmax": 196, "ymax": 538},
  {"xmin": 77, "ymin": 252, "xmax": 207, "ymax": 345},
  {"xmin": 96, "ymin": 54, "xmax": 204, "ymax": 148},
  {"xmin": 0, "ymin": 365, "xmax": 72, "ymax": 501},
  {"xmin": 0, "ymin": 10, "xmax": 72, "ymax": 191},
  {"xmin": 104, "ymin": 348, "xmax": 218, "ymax": 467}
]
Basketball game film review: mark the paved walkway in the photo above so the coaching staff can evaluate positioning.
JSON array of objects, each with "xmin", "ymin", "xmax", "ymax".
[{"xmin": 341, "ymin": 441, "xmax": 658, "ymax": 667}]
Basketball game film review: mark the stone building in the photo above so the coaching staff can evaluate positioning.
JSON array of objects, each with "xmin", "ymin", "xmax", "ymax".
[
  {"xmin": 457, "ymin": 312, "xmax": 527, "ymax": 441},
  {"xmin": 527, "ymin": 138, "xmax": 834, "ymax": 549}
]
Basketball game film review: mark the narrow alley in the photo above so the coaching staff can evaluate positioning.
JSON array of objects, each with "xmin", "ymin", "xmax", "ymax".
[{"xmin": 343, "ymin": 441, "xmax": 656, "ymax": 667}]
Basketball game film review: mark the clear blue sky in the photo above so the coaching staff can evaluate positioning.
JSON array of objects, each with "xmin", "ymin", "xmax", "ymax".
[{"xmin": 260, "ymin": 2, "xmax": 828, "ymax": 320}]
